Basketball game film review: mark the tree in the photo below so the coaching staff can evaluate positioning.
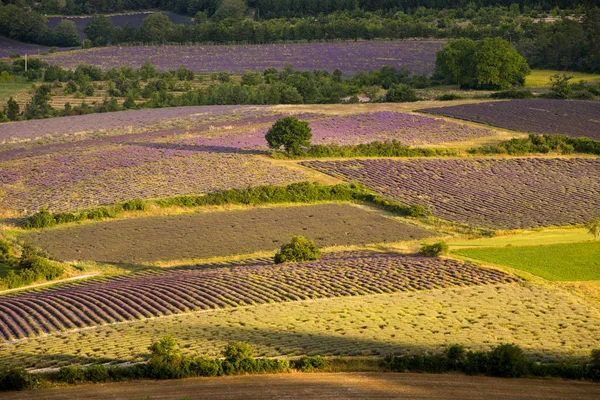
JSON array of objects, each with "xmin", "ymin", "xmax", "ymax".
[
  {"xmin": 265, "ymin": 116, "xmax": 312, "ymax": 155},
  {"xmin": 212, "ymin": 0, "xmax": 247, "ymax": 22},
  {"xmin": 140, "ymin": 13, "xmax": 173, "ymax": 43},
  {"xmin": 420, "ymin": 241, "xmax": 449, "ymax": 257},
  {"xmin": 223, "ymin": 341, "xmax": 254, "ymax": 362},
  {"xmin": 549, "ymin": 73, "xmax": 573, "ymax": 99},
  {"xmin": 0, "ymin": 71, "xmax": 11, "ymax": 85},
  {"xmin": 586, "ymin": 218, "xmax": 600, "ymax": 241},
  {"xmin": 52, "ymin": 20, "xmax": 81, "ymax": 47},
  {"xmin": 385, "ymin": 84, "xmax": 417, "ymax": 102},
  {"xmin": 274, "ymin": 235, "xmax": 321, "ymax": 264},
  {"xmin": 148, "ymin": 335, "xmax": 181, "ymax": 365},
  {"xmin": 435, "ymin": 37, "xmax": 530, "ymax": 90},
  {"xmin": 6, "ymin": 96, "xmax": 19, "ymax": 121},
  {"xmin": 83, "ymin": 15, "xmax": 115, "ymax": 46}
]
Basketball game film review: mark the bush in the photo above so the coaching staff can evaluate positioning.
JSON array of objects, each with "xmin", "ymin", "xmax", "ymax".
[
  {"xmin": 122, "ymin": 199, "xmax": 148, "ymax": 211},
  {"xmin": 223, "ymin": 341, "xmax": 254, "ymax": 363},
  {"xmin": 488, "ymin": 343, "xmax": 531, "ymax": 378},
  {"xmin": 436, "ymin": 93, "xmax": 463, "ymax": 101},
  {"xmin": 57, "ymin": 366, "xmax": 85, "ymax": 384},
  {"xmin": 385, "ymin": 84, "xmax": 417, "ymax": 102},
  {"xmin": 265, "ymin": 117, "xmax": 312, "ymax": 155},
  {"xmin": 25, "ymin": 208, "xmax": 56, "ymax": 229},
  {"xmin": 83, "ymin": 365, "xmax": 110, "ymax": 383},
  {"xmin": 0, "ymin": 368, "xmax": 37, "ymax": 391},
  {"xmin": 490, "ymin": 89, "xmax": 534, "ymax": 99},
  {"xmin": 274, "ymin": 236, "xmax": 321, "ymax": 264},
  {"xmin": 294, "ymin": 355, "xmax": 325, "ymax": 372},
  {"xmin": 420, "ymin": 241, "xmax": 449, "ymax": 257}
]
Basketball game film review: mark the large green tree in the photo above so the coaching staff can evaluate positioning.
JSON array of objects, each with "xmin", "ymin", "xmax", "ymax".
[
  {"xmin": 435, "ymin": 37, "xmax": 530, "ymax": 90},
  {"xmin": 52, "ymin": 20, "xmax": 81, "ymax": 47},
  {"xmin": 265, "ymin": 116, "xmax": 311, "ymax": 154},
  {"xmin": 83, "ymin": 15, "xmax": 115, "ymax": 46}
]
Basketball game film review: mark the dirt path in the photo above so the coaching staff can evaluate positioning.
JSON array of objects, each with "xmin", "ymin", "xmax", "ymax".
[
  {"xmin": 2, "ymin": 372, "xmax": 599, "ymax": 400},
  {"xmin": 0, "ymin": 274, "xmax": 100, "ymax": 295}
]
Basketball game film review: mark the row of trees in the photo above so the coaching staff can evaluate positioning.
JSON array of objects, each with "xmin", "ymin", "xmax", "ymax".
[{"xmin": 24, "ymin": 0, "xmax": 599, "ymax": 17}]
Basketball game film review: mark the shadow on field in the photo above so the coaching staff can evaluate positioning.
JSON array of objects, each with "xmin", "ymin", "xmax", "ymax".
[
  {"xmin": 98, "ymin": 256, "xmax": 275, "ymax": 274},
  {"xmin": 130, "ymin": 142, "xmax": 266, "ymax": 155},
  {"xmin": 6, "ymin": 352, "xmax": 129, "ymax": 370}
]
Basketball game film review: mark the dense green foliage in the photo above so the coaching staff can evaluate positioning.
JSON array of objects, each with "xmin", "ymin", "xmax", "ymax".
[
  {"xmin": 420, "ymin": 241, "xmax": 449, "ymax": 257},
  {"xmin": 273, "ymin": 235, "xmax": 321, "ymax": 264},
  {"xmin": 454, "ymin": 241, "xmax": 600, "ymax": 281},
  {"xmin": 275, "ymin": 140, "xmax": 459, "ymax": 159},
  {"xmin": 265, "ymin": 116, "xmax": 312, "ymax": 155},
  {"xmin": 2, "ymin": 342, "xmax": 600, "ymax": 392},
  {"xmin": 587, "ymin": 218, "xmax": 600, "ymax": 241},
  {"xmin": 469, "ymin": 134, "xmax": 600, "ymax": 156},
  {"xmin": 0, "ymin": 242, "xmax": 65, "ymax": 290},
  {"xmin": 435, "ymin": 37, "xmax": 530, "ymax": 89}
]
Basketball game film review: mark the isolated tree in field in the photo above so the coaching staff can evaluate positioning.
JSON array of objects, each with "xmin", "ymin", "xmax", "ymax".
[
  {"xmin": 265, "ymin": 116, "xmax": 312, "ymax": 155},
  {"xmin": 274, "ymin": 235, "xmax": 321, "ymax": 264},
  {"xmin": 6, "ymin": 97, "xmax": 19, "ymax": 121},
  {"xmin": 435, "ymin": 37, "xmax": 530, "ymax": 89},
  {"xmin": 586, "ymin": 218, "xmax": 600, "ymax": 241},
  {"xmin": 420, "ymin": 241, "xmax": 449, "ymax": 257}
]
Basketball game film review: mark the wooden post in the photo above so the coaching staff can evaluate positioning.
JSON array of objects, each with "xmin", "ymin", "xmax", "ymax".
[{"xmin": 25, "ymin": 54, "xmax": 28, "ymax": 72}]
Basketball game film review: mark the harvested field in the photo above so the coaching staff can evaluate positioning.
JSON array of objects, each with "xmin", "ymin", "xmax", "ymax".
[
  {"xmin": 43, "ymin": 41, "xmax": 443, "ymax": 75},
  {"xmin": 419, "ymin": 99, "xmax": 600, "ymax": 140},
  {"xmin": 302, "ymin": 158, "xmax": 600, "ymax": 229},
  {"xmin": 23, "ymin": 204, "xmax": 434, "ymax": 262},
  {"xmin": 2, "ymin": 283, "xmax": 598, "ymax": 369},
  {"xmin": 2, "ymin": 373, "xmax": 599, "ymax": 400},
  {"xmin": 0, "ymin": 251, "xmax": 510, "ymax": 341}
]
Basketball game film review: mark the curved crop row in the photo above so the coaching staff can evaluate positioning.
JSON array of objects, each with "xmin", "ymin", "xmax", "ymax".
[
  {"xmin": 0, "ymin": 252, "xmax": 519, "ymax": 340},
  {"xmin": 302, "ymin": 158, "xmax": 600, "ymax": 229}
]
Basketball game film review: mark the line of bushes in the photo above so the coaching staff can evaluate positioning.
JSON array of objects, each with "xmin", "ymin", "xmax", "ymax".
[
  {"xmin": 2, "ymin": 340, "xmax": 600, "ymax": 392},
  {"xmin": 24, "ymin": 182, "xmax": 429, "ymax": 229},
  {"xmin": 383, "ymin": 343, "xmax": 600, "ymax": 381},
  {"xmin": 271, "ymin": 140, "xmax": 459, "ymax": 159},
  {"xmin": 468, "ymin": 134, "xmax": 600, "ymax": 156}
]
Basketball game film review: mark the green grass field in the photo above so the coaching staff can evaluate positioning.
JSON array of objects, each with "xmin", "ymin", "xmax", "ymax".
[
  {"xmin": 0, "ymin": 76, "xmax": 31, "ymax": 103},
  {"xmin": 450, "ymin": 228, "xmax": 591, "ymax": 249},
  {"xmin": 525, "ymin": 69, "xmax": 600, "ymax": 87},
  {"xmin": 454, "ymin": 242, "xmax": 600, "ymax": 281}
]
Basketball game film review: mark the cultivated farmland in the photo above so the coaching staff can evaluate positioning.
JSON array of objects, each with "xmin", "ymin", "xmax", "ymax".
[
  {"xmin": 419, "ymin": 99, "xmax": 600, "ymax": 140},
  {"xmin": 0, "ymin": 37, "xmax": 54, "ymax": 58},
  {"xmin": 23, "ymin": 204, "xmax": 434, "ymax": 262},
  {"xmin": 3, "ymin": 283, "xmax": 598, "ymax": 370},
  {"xmin": 302, "ymin": 158, "xmax": 600, "ymax": 229},
  {"xmin": 42, "ymin": 41, "xmax": 444, "ymax": 75},
  {"xmin": 0, "ymin": 251, "xmax": 513, "ymax": 340}
]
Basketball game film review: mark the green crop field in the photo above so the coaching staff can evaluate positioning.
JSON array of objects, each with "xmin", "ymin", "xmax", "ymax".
[
  {"xmin": 454, "ymin": 242, "xmax": 600, "ymax": 281},
  {"xmin": 525, "ymin": 69, "xmax": 600, "ymax": 87}
]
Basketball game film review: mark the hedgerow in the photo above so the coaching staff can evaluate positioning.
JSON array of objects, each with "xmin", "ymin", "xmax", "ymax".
[{"xmin": 2, "ymin": 342, "xmax": 600, "ymax": 392}]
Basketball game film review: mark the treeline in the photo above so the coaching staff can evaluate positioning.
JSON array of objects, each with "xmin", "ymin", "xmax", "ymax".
[
  {"xmin": 0, "ymin": 241, "xmax": 64, "ymax": 290},
  {"xmin": 0, "ymin": 60, "xmax": 432, "ymax": 122},
  {"xmin": 2, "ymin": 338, "xmax": 600, "ymax": 392},
  {"xmin": 20, "ymin": 0, "xmax": 597, "ymax": 17}
]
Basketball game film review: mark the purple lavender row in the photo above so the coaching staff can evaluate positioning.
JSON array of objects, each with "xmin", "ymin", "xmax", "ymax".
[{"xmin": 0, "ymin": 251, "xmax": 519, "ymax": 340}]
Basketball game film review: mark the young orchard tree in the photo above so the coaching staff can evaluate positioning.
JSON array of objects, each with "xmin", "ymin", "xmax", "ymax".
[{"xmin": 265, "ymin": 116, "xmax": 312, "ymax": 155}]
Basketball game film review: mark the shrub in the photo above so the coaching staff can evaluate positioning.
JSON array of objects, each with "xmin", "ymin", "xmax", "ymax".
[
  {"xmin": 488, "ymin": 343, "xmax": 531, "ymax": 378},
  {"xmin": 83, "ymin": 365, "xmax": 110, "ymax": 383},
  {"xmin": 57, "ymin": 366, "xmax": 85, "ymax": 384},
  {"xmin": 25, "ymin": 208, "xmax": 56, "ymax": 229},
  {"xmin": 586, "ymin": 218, "xmax": 600, "ymax": 241},
  {"xmin": 436, "ymin": 93, "xmax": 463, "ymax": 101},
  {"xmin": 265, "ymin": 117, "xmax": 312, "ymax": 155},
  {"xmin": 274, "ymin": 235, "xmax": 321, "ymax": 264},
  {"xmin": 122, "ymin": 199, "xmax": 148, "ymax": 211},
  {"xmin": 490, "ymin": 89, "xmax": 534, "ymax": 99},
  {"xmin": 420, "ymin": 241, "xmax": 449, "ymax": 257},
  {"xmin": 294, "ymin": 355, "xmax": 325, "ymax": 372},
  {"xmin": 385, "ymin": 84, "xmax": 418, "ymax": 102},
  {"xmin": 223, "ymin": 341, "xmax": 254, "ymax": 363},
  {"xmin": 0, "ymin": 368, "xmax": 37, "ymax": 391},
  {"xmin": 149, "ymin": 335, "xmax": 181, "ymax": 365},
  {"xmin": 408, "ymin": 204, "xmax": 427, "ymax": 217}
]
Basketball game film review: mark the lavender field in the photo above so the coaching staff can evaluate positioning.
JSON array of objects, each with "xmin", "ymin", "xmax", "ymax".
[
  {"xmin": 420, "ymin": 99, "xmax": 600, "ymax": 140},
  {"xmin": 303, "ymin": 158, "xmax": 600, "ymax": 229},
  {"xmin": 43, "ymin": 40, "xmax": 443, "ymax": 75},
  {"xmin": 0, "ymin": 251, "xmax": 518, "ymax": 340},
  {"xmin": 0, "ymin": 37, "xmax": 53, "ymax": 58}
]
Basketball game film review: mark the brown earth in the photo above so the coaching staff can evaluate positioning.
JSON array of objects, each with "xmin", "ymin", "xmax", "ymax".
[
  {"xmin": 2, "ymin": 372, "xmax": 599, "ymax": 400},
  {"xmin": 24, "ymin": 204, "xmax": 434, "ymax": 263}
]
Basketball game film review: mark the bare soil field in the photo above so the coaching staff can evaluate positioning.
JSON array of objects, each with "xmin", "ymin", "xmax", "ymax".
[
  {"xmin": 419, "ymin": 99, "xmax": 600, "ymax": 140},
  {"xmin": 23, "ymin": 204, "xmax": 434, "ymax": 263},
  {"xmin": 2, "ymin": 372, "xmax": 599, "ymax": 400}
]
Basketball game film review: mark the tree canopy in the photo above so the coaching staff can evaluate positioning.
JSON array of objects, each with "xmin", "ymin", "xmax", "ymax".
[{"xmin": 265, "ymin": 117, "xmax": 312, "ymax": 155}]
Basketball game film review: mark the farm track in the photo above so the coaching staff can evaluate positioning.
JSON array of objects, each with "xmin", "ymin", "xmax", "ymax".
[{"xmin": 2, "ymin": 372, "xmax": 599, "ymax": 400}]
